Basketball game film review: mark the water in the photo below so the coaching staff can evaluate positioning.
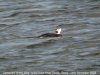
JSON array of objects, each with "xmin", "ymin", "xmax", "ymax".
[{"xmin": 0, "ymin": 0, "xmax": 100, "ymax": 74}]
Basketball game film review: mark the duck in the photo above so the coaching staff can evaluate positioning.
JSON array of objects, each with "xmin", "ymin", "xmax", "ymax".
[{"xmin": 37, "ymin": 28, "xmax": 62, "ymax": 38}]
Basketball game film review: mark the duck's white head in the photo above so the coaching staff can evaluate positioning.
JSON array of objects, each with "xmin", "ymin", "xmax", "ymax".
[{"xmin": 55, "ymin": 28, "xmax": 62, "ymax": 34}]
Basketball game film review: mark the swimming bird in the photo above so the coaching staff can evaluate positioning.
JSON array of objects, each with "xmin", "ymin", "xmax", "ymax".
[{"xmin": 37, "ymin": 28, "xmax": 62, "ymax": 38}]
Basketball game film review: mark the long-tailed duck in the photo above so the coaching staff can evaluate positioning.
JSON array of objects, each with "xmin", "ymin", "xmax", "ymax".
[{"xmin": 37, "ymin": 28, "xmax": 62, "ymax": 38}]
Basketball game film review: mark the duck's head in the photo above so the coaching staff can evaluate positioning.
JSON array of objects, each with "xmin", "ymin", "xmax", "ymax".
[{"xmin": 55, "ymin": 28, "xmax": 62, "ymax": 34}]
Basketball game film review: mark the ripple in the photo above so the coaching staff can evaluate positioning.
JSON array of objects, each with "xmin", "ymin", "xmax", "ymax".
[
  {"xmin": 26, "ymin": 39, "xmax": 57, "ymax": 49},
  {"xmin": 0, "ymin": 56, "xmax": 8, "ymax": 61},
  {"xmin": 0, "ymin": 0, "xmax": 100, "ymax": 72}
]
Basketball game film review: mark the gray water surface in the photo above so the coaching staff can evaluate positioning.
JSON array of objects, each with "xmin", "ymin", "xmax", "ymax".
[{"xmin": 0, "ymin": 0, "xmax": 100, "ymax": 74}]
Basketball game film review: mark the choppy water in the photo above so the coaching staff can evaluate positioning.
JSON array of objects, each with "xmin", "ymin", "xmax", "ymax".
[{"xmin": 0, "ymin": 0, "xmax": 100, "ymax": 74}]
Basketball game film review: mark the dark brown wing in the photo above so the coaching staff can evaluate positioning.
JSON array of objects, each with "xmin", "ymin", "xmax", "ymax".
[{"xmin": 38, "ymin": 33, "xmax": 61, "ymax": 37}]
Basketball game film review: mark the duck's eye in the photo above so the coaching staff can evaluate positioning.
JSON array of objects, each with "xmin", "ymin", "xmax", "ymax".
[{"xmin": 56, "ymin": 31, "xmax": 58, "ymax": 33}]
